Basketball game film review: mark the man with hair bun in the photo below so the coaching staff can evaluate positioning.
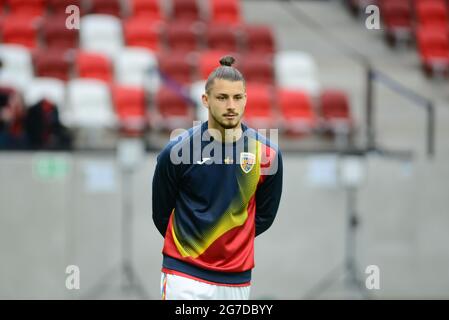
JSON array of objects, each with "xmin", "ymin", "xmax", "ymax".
[{"xmin": 152, "ymin": 55, "xmax": 283, "ymax": 300}]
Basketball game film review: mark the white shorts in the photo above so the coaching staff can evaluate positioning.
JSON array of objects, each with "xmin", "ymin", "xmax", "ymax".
[{"xmin": 160, "ymin": 272, "xmax": 251, "ymax": 300}]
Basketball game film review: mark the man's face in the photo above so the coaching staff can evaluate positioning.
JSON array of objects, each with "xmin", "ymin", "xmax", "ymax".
[{"xmin": 202, "ymin": 79, "xmax": 247, "ymax": 130}]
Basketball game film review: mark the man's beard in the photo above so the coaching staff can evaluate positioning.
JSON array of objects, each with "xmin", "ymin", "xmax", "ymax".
[{"xmin": 210, "ymin": 109, "xmax": 241, "ymax": 130}]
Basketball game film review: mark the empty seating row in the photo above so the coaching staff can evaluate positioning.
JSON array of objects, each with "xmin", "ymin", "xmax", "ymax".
[
  {"xmin": 0, "ymin": 14, "xmax": 275, "ymax": 55},
  {"xmin": 8, "ymin": 76, "xmax": 351, "ymax": 137},
  {"xmin": 0, "ymin": 0, "xmax": 241, "ymax": 24},
  {"xmin": 1, "ymin": 45, "xmax": 321, "ymax": 96}
]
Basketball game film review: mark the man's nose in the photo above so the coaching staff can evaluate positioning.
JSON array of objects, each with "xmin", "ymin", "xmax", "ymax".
[{"xmin": 227, "ymin": 98, "xmax": 237, "ymax": 110}]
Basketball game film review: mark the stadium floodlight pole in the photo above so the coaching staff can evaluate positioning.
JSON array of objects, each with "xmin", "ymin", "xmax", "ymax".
[
  {"xmin": 427, "ymin": 102, "xmax": 435, "ymax": 158},
  {"xmin": 366, "ymin": 65, "xmax": 376, "ymax": 152}
]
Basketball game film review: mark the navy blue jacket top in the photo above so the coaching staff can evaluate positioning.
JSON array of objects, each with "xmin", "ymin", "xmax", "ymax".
[{"xmin": 152, "ymin": 121, "xmax": 283, "ymax": 284}]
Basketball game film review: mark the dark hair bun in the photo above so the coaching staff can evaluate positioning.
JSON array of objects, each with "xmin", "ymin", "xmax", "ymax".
[{"xmin": 219, "ymin": 55, "xmax": 235, "ymax": 67}]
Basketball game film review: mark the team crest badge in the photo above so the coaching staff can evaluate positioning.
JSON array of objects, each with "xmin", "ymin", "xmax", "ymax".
[{"xmin": 240, "ymin": 152, "xmax": 256, "ymax": 173}]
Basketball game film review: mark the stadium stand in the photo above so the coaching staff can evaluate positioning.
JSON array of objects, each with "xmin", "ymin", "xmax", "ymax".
[{"xmin": 0, "ymin": 0, "xmax": 356, "ymax": 149}]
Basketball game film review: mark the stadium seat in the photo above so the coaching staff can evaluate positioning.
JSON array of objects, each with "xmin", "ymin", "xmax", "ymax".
[
  {"xmin": 75, "ymin": 51, "xmax": 113, "ymax": 83},
  {"xmin": 171, "ymin": 0, "xmax": 201, "ymax": 22},
  {"xmin": 0, "ymin": 44, "xmax": 34, "ymax": 91},
  {"xmin": 129, "ymin": 0, "xmax": 163, "ymax": 21},
  {"xmin": 197, "ymin": 50, "xmax": 240, "ymax": 80},
  {"xmin": 158, "ymin": 52, "xmax": 193, "ymax": 86},
  {"xmin": 155, "ymin": 85, "xmax": 194, "ymax": 130},
  {"xmin": 415, "ymin": 0, "xmax": 449, "ymax": 29},
  {"xmin": 123, "ymin": 17, "xmax": 162, "ymax": 51},
  {"xmin": 379, "ymin": 0, "xmax": 413, "ymax": 44},
  {"xmin": 277, "ymin": 89, "xmax": 316, "ymax": 134},
  {"xmin": 41, "ymin": 15, "xmax": 79, "ymax": 49},
  {"xmin": 209, "ymin": 0, "xmax": 242, "ymax": 25},
  {"xmin": 1, "ymin": 14, "xmax": 41, "ymax": 48},
  {"xmin": 80, "ymin": 14, "xmax": 124, "ymax": 58},
  {"xmin": 63, "ymin": 79, "xmax": 116, "ymax": 128},
  {"xmin": 114, "ymin": 47, "xmax": 160, "ymax": 92},
  {"xmin": 205, "ymin": 23, "xmax": 240, "ymax": 52},
  {"xmin": 189, "ymin": 80, "xmax": 208, "ymax": 122},
  {"xmin": 89, "ymin": 0, "xmax": 123, "ymax": 17},
  {"xmin": 33, "ymin": 49, "xmax": 72, "ymax": 81},
  {"xmin": 239, "ymin": 53, "xmax": 274, "ymax": 85},
  {"xmin": 112, "ymin": 85, "xmax": 148, "ymax": 134},
  {"xmin": 6, "ymin": 0, "xmax": 46, "ymax": 17},
  {"xmin": 243, "ymin": 83, "xmax": 276, "ymax": 129},
  {"xmin": 416, "ymin": 26, "xmax": 449, "ymax": 76},
  {"xmin": 319, "ymin": 89, "xmax": 353, "ymax": 134},
  {"xmin": 242, "ymin": 24, "xmax": 276, "ymax": 54},
  {"xmin": 165, "ymin": 21, "xmax": 203, "ymax": 53},
  {"xmin": 274, "ymin": 51, "xmax": 321, "ymax": 96},
  {"xmin": 24, "ymin": 78, "xmax": 66, "ymax": 109}
]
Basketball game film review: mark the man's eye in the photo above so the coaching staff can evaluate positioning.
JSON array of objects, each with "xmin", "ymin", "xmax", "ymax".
[
  {"xmin": 234, "ymin": 96, "xmax": 242, "ymax": 100},
  {"xmin": 217, "ymin": 96, "xmax": 226, "ymax": 101}
]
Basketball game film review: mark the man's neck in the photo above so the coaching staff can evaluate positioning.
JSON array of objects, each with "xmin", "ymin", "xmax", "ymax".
[{"xmin": 207, "ymin": 120, "xmax": 242, "ymax": 143}]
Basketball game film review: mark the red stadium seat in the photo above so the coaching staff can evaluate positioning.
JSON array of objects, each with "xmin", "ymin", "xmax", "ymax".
[
  {"xmin": 124, "ymin": 17, "xmax": 162, "ymax": 51},
  {"xmin": 277, "ymin": 89, "xmax": 316, "ymax": 134},
  {"xmin": 379, "ymin": 0, "xmax": 413, "ymax": 44},
  {"xmin": 243, "ymin": 83, "xmax": 276, "ymax": 129},
  {"xmin": 155, "ymin": 86, "xmax": 194, "ymax": 129},
  {"xmin": 416, "ymin": 26, "xmax": 449, "ymax": 75},
  {"xmin": 205, "ymin": 23, "xmax": 240, "ymax": 52},
  {"xmin": 75, "ymin": 51, "xmax": 113, "ymax": 83},
  {"xmin": 242, "ymin": 24, "xmax": 276, "ymax": 54},
  {"xmin": 158, "ymin": 52, "xmax": 193, "ymax": 85},
  {"xmin": 171, "ymin": 0, "xmax": 201, "ymax": 22},
  {"xmin": 112, "ymin": 85, "xmax": 148, "ymax": 134},
  {"xmin": 1, "ymin": 14, "xmax": 41, "ymax": 48},
  {"xmin": 6, "ymin": 0, "xmax": 45, "ymax": 17},
  {"xmin": 319, "ymin": 89, "xmax": 353, "ymax": 133},
  {"xmin": 239, "ymin": 53, "xmax": 274, "ymax": 85},
  {"xmin": 34, "ymin": 49, "xmax": 73, "ymax": 81},
  {"xmin": 42, "ymin": 15, "xmax": 79, "ymax": 49},
  {"xmin": 47, "ymin": 0, "xmax": 86, "ymax": 15},
  {"xmin": 197, "ymin": 50, "xmax": 240, "ymax": 80},
  {"xmin": 415, "ymin": 0, "xmax": 449, "ymax": 29},
  {"xmin": 165, "ymin": 21, "xmax": 203, "ymax": 53},
  {"xmin": 130, "ymin": 0, "xmax": 163, "ymax": 21},
  {"xmin": 209, "ymin": 0, "xmax": 241, "ymax": 25},
  {"xmin": 90, "ymin": 0, "xmax": 122, "ymax": 17}
]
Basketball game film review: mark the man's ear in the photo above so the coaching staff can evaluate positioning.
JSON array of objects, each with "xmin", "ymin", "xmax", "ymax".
[{"xmin": 201, "ymin": 94, "xmax": 209, "ymax": 109}]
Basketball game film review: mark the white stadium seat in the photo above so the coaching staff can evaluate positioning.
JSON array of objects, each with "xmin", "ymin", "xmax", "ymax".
[
  {"xmin": 189, "ymin": 80, "xmax": 208, "ymax": 122},
  {"xmin": 80, "ymin": 14, "xmax": 124, "ymax": 58},
  {"xmin": 63, "ymin": 79, "xmax": 117, "ymax": 129},
  {"xmin": 114, "ymin": 47, "xmax": 160, "ymax": 92},
  {"xmin": 0, "ymin": 44, "xmax": 33, "ymax": 92},
  {"xmin": 275, "ymin": 51, "xmax": 321, "ymax": 96},
  {"xmin": 24, "ymin": 78, "xmax": 66, "ymax": 108}
]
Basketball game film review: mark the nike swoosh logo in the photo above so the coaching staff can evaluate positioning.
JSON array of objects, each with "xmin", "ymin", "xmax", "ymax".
[{"xmin": 197, "ymin": 158, "xmax": 211, "ymax": 164}]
